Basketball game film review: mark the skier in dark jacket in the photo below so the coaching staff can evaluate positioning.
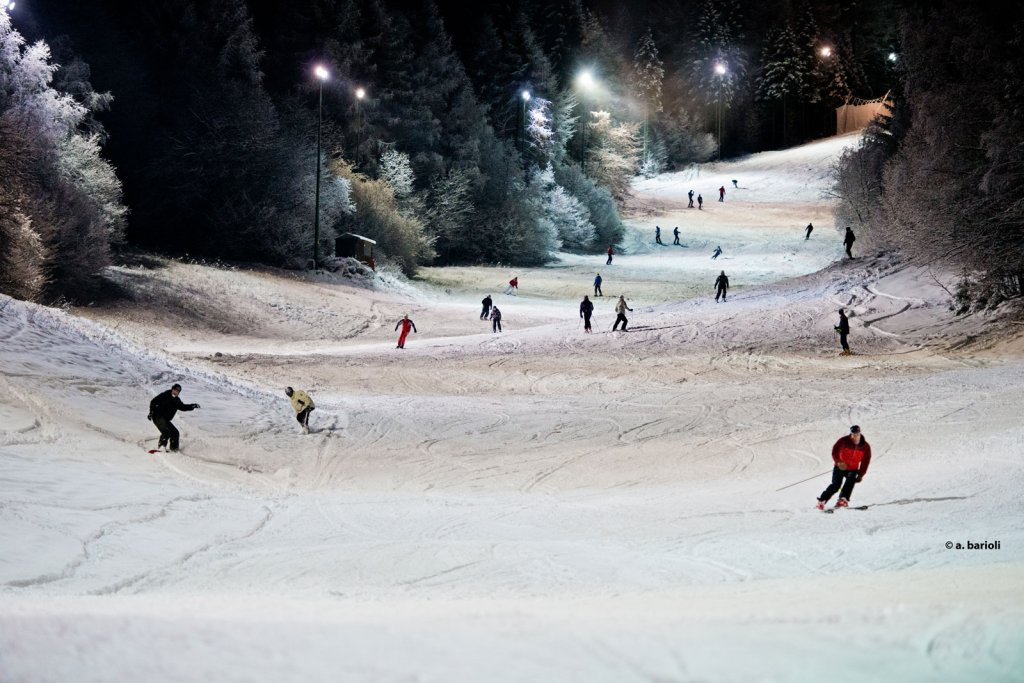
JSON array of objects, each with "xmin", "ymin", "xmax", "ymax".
[
  {"xmin": 655, "ymin": 225, "xmax": 664, "ymax": 245},
  {"xmin": 148, "ymin": 383, "xmax": 199, "ymax": 452},
  {"xmin": 594, "ymin": 274, "xmax": 603, "ymax": 297},
  {"xmin": 480, "ymin": 295, "xmax": 493, "ymax": 320},
  {"xmin": 816, "ymin": 425, "xmax": 872, "ymax": 510},
  {"xmin": 580, "ymin": 295, "xmax": 595, "ymax": 333},
  {"xmin": 711, "ymin": 245, "xmax": 722, "ymax": 260},
  {"xmin": 843, "ymin": 227, "xmax": 856, "ymax": 258},
  {"xmin": 673, "ymin": 226, "xmax": 680, "ymax": 245},
  {"xmin": 805, "ymin": 223, "xmax": 814, "ymax": 240},
  {"xmin": 490, "ymin": 306, "xmax": 502, "ymax": 333},
  {"xmin": 687, "ymin": 190, "xmax": 695, "ymax": 208},
  {"xmin": 697, "ymin": 193, "xmax": 704, "ymax": 209},
  {"xmin": 836, "ymin": 308, "xmax": 851, "ymax": 355},
  {"xmin": 714, "ymin": 270, "xmax": 729, "ymax": 302}
]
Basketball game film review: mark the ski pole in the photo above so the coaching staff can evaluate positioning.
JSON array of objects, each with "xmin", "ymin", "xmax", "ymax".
[{"xmin": 776, "ymin": 469, "xmax": 831, "ymax": 492}]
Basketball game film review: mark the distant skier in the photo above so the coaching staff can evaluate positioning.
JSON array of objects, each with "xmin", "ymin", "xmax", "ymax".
[
  {"xmin": 816, "ymin": 425, "xmax": 872, "ymax": 510},
  {"xmin": 718, "ymin": 186, "xmax": 725, "ymax": 202},
  {"xmin": 805, "ymin": 223, "xmax": 814, "ymax": 240},
  {"xmin": 580, "ymin": 295, "xmax": 594, "ymax": 333},
  {"xmin": 673, "ymin": 226, "xmax": 680, "ymax": 245},
  {"xmin": 714, "ymin": 270, "xmax": 729, "ymax": 302},
  {"xmin": 594, "ymin": 273, "xmax": 603, "ymax": 297},
  {"xmin": 687, "ymin": 189, "xmax": 695, "ymax": 208},
  {"xmin": 606, "ymin": 245, "xmax": 614, "ymax": 265},
  {"xmin": 697, "ymin": 193, "xmax": 704, "ymax": 210},
  {"xmin": 612, "ymin": 295, "xmax": 633, "ymax": 331},
  {"xmin": 505, "ymin": 277, "xmax": 519, "ymax": 295},
  {"xmin": 285, "ymin": 387, "xmax": 315, "ymax": 435},
  {"xmin": 731, "ymin": 179, "xmax": 738, "ymax": 189},
  {"xmin": 480, "ymin": 294, "xmax": 492, "ymax": 320},
  {"xmin": 836, "ymin": 308, "xmax": 851, "ymax": 355},
  {"xmin": 843, "ymin": 227, "xmax": 856, "ymax": 258},
  {"xmin": 711, "ymin": 245, "xmax": 722, "ymax": 260},
  {"xmin": 490, "ymin": 305, "xmax": 502, "ymax": 333},
  {"xmin": 148, "ymin": 383, "xmax": 199, "ymax": 453},
  {"xmin": 395, "ymin": 314, "xmax": 417, "ymax": 349},
  {"xmin": 655, "ymin": 225, "xmax": 664, "ymax": 245}
]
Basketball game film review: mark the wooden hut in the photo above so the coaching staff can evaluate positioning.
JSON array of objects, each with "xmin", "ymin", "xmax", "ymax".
[{"xmin": 334, "ymin": 233, "xmax": 376, "ymax": 270}]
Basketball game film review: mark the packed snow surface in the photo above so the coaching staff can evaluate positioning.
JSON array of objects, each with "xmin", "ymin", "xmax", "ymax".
[{"xmin": 2, "ymin": 134, "xmax": 1023, "ymax": 682}]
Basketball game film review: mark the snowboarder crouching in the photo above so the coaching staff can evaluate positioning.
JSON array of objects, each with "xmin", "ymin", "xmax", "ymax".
[
  {"xmin": 286, "ymin": 387, "xmax": 315, "ymax": 434},
  {"xmin": 816, "ymin": 425, "xmax": 871, "ymax": 510},
  {"xmin": 148, "ymin": 383, "xmax": 199, "ymax": 452}
]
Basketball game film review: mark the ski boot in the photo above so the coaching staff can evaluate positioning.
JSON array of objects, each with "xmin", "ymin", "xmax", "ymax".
[
  {"xmin": 815, "ymin": 499, "xmax": 826, "ymax": 511},
  {"xmin": 835, "ymin": 498, "xmax": 849, "ymax": 508}
]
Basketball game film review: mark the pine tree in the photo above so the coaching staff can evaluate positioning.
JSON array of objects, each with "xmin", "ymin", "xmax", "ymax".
[
  {"xmin": 632, "ymin": 28, "xmax": 664, "ymax": 166},
  {"xmin": 757, "ymin": 24, "xmax": 807, "ymax": 145}
]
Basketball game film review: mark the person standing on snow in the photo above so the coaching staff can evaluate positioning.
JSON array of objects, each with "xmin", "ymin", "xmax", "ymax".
[
  {"xmin": 711, "ymin": 245, "xmax": 722, "ymax": 260},
  {"xmin": 395, "ymin": 314, "xmax": 417, "ymax": 349},
  {"xmin": 490, "ymin": 305, "xmax": 502, "ymax": 333},
  {"xmin": 836, "ymin": 308, "xmax": 851, "ymax": 355},
  {"xmin": 714, "ymin": 270, "xmax": 729, "ymax": 302},
  {"xmin": 697, "ymin": 193, "xmax": 704, "ymax": 210},
  {"xmin": 805, "ymin": 223, "xmax": 814, "ymax": 240},
  {"xmin": 606, "ymin": 245, "xmax": 614, "ymax": 265},
  {"xmin": 148, "ymin": 383, "xmax": 199, "ymax": 452},
  {"xmin": 505, "ymin": 277, "xmax": 519, "ymax": 295},
  {"xmin": 580, "ymin": 295, "xmax": 595, "ymax": 332},
  {"xmin": 843, "ymin": 226, "xmax": 856, "ymax": 258},
  {"xmin": 480, "ymin": 294, "xmax": 493, "ymax": 320},
  {"xmin": 687, "ymin": 189, "xmax": 695, "ymax": 208},
  {"xmin": 673, "ymin": 226, "xmax": 681, "ymax": 245},
  {"xmin": 718, "ymin": 186, "xmax": 725, "ymax": 202},
  {"xmin": 285, "ymin": 387, "xmax": 315, "ymax": 434},
  {"xmin": 594, "ymin": 273, "xmax": 603, "ymax": 297},
  {"xmin": 816, "ymin": 425, "xmax": 872, "ymax": 510},
  {"xmin": 612, "ymin": 295, "xmax": 633, "ymax": 331},
  {"xmin": 655, "ymin": 225, "xmax": 664, "ymax": 245},
  {"xmin": 731, "ymin": 179, "xmax": 738, "ymax": 189}
]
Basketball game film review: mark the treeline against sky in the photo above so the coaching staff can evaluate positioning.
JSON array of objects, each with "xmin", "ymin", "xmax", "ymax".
[
  {"xmin": 833, "ymin": 2, "xmax": 1024, "ymax": 309},
  {"xmin": 5, "ymin": 0, "xmax": 903, "ymax": 302}
]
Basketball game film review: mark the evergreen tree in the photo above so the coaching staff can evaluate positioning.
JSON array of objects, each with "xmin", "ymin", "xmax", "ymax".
[
  {"xmin": 756, "ymin": 24, "xmax": 807, "ymax": 145},
  {"xmin": 632, "ymin": 28, "xmax": 664, "ymax": 166}
]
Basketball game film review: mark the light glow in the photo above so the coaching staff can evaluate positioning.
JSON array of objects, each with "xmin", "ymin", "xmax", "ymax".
[
  {"xmin": 355, "ymin": 87, "xmax": 366, "ymax": 100},
  {"xmin": 576, "ymin": 70, "xmax": 595, "ymax": 90},
  {"xmin": 521, "ymin": 90, "xmax": 531, "ymax": 102},
  {"xmin": 714, "ymin": 63, "xmax": 727, "ymax": 75},
  {"xmin": 314, "ymin": 65, "xmax": 329, "ymax": 81}
]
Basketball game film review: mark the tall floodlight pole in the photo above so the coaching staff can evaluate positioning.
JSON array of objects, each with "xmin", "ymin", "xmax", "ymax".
[
  {"xmin": 714, "ymin": 62, "xmax": 727, "ymax": 160},
  {"xmin": 520, "ymin": 90, "xmax": 531, "ymax": 153},
  {"xmin": 312, "ymin": 65, "xmax": 329, "ymax": 269},
  {"xmin": 354, "ymin": 87, "xmax": 366, "ymax": 166},
  {"xmin": 819, "ymin": 47, "xmax": 832, "ymax": 136},
  {"xmin": 576, "ymin": 69, "xmax": 596, "ymax": 174}
]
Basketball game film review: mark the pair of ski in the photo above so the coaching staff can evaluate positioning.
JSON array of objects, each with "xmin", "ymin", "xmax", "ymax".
[{"xmin": 822, "ymin": 505, "xmax": 869, "ymax": 513}]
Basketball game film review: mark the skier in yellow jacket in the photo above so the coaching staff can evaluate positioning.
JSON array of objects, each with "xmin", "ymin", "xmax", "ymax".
[{"xmin": 285, "ymin": 387, "xmax": 315, "ymax": 434}]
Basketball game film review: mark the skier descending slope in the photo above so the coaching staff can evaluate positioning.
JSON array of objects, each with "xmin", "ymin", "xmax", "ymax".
[
  {"xmin": 816, "ymin": 426, "xmax": 872, "ymax": 510},
  {"xmin": 395, "ymin": 314, "xmax": 417, "ymax": 349}
]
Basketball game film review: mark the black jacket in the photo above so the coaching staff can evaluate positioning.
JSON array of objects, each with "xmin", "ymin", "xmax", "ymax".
[
  {"xmin": 580, "ymin": 299, "xmax": 594, "ymax": 316},
  {"xmin": 837, "ymin": 315, "xmax": 850, "ymax": 334},
  {"xmin": 715, "ymin": 274, "xmax": 729, "ymax": 290},
  {"xmin": 149, "ymin": 390, "xmax": 196, "ymax": 421},
  {"xmin": 482, "ymin": 296, "xmax": 492, "ymax": 307}
]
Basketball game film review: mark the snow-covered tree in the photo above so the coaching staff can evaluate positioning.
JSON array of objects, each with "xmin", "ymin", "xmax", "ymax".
[
  {"xmin": 0, "ymin": 9, "xmax": 125, "ymax": 301},
  {"xmin": 529, "ymin": 165, "xmax": 594, "ymax": 251},
  {"xmin": 379, "ymin": 149, "xmax": 415, "ymax": 201},
  {"xmin": 585, "ymin": 112, "xmax": 641, "ymax": 203},
  {"xmin": 633, "ymin": 28, "xmax": 664, "ymax": 166}
]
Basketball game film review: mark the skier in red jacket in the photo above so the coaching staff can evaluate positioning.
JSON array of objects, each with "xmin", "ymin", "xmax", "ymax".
[
  {"xmin": 394, "ymin": 314, "xmax": 417, "ymax": 349},
  {"xmin": 816, "ymin": 425, "xmax": 872, "ymax": 509}
]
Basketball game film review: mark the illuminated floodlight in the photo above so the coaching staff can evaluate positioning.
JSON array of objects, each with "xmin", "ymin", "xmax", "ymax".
[
  {"xmin": 522, "ymin": 90, "xmax": 531, "ymax": 102},
  {"xmin": 576, "ymin": 70, "xmax": 595, "ymax": 90},
  {"xmin": 314, "ymin": 65, "xmax": 329, "ymax": 81},
  {"xmin": 355, "ymin": 87, "xmax": 366, "ymax": 99},
  {"xmin": 714, "ymin": 63, "xmax": 727, "ymax": 75}
]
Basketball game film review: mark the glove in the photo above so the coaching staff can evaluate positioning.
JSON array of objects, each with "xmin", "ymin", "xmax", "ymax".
[
  {"xmin": 192, "ymin": 403, "xmax": 201, "ymax": 409},
  {"xmin": 855, "ymin": 473, "xmax": 864, "ymax": 483},
  {"xmin": 147, "ymin": 412, "xmax": 153, "ymax": 421}
]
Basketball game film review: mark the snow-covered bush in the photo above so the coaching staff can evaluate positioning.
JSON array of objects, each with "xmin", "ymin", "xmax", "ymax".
[{"xmin": 529, "ymin": 165, "xmax": 595, "ymax": 252}]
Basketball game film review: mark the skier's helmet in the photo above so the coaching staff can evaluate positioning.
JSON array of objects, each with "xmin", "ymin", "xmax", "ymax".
[{"xmin": 285, "ymin": 387, "xmax": 294, "ymax": 397}]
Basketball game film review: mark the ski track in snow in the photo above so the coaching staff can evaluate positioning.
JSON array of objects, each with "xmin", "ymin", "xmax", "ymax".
[{"xmin": 2, "ymin": 135, "xmax": 1024, "ymax": 682}]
